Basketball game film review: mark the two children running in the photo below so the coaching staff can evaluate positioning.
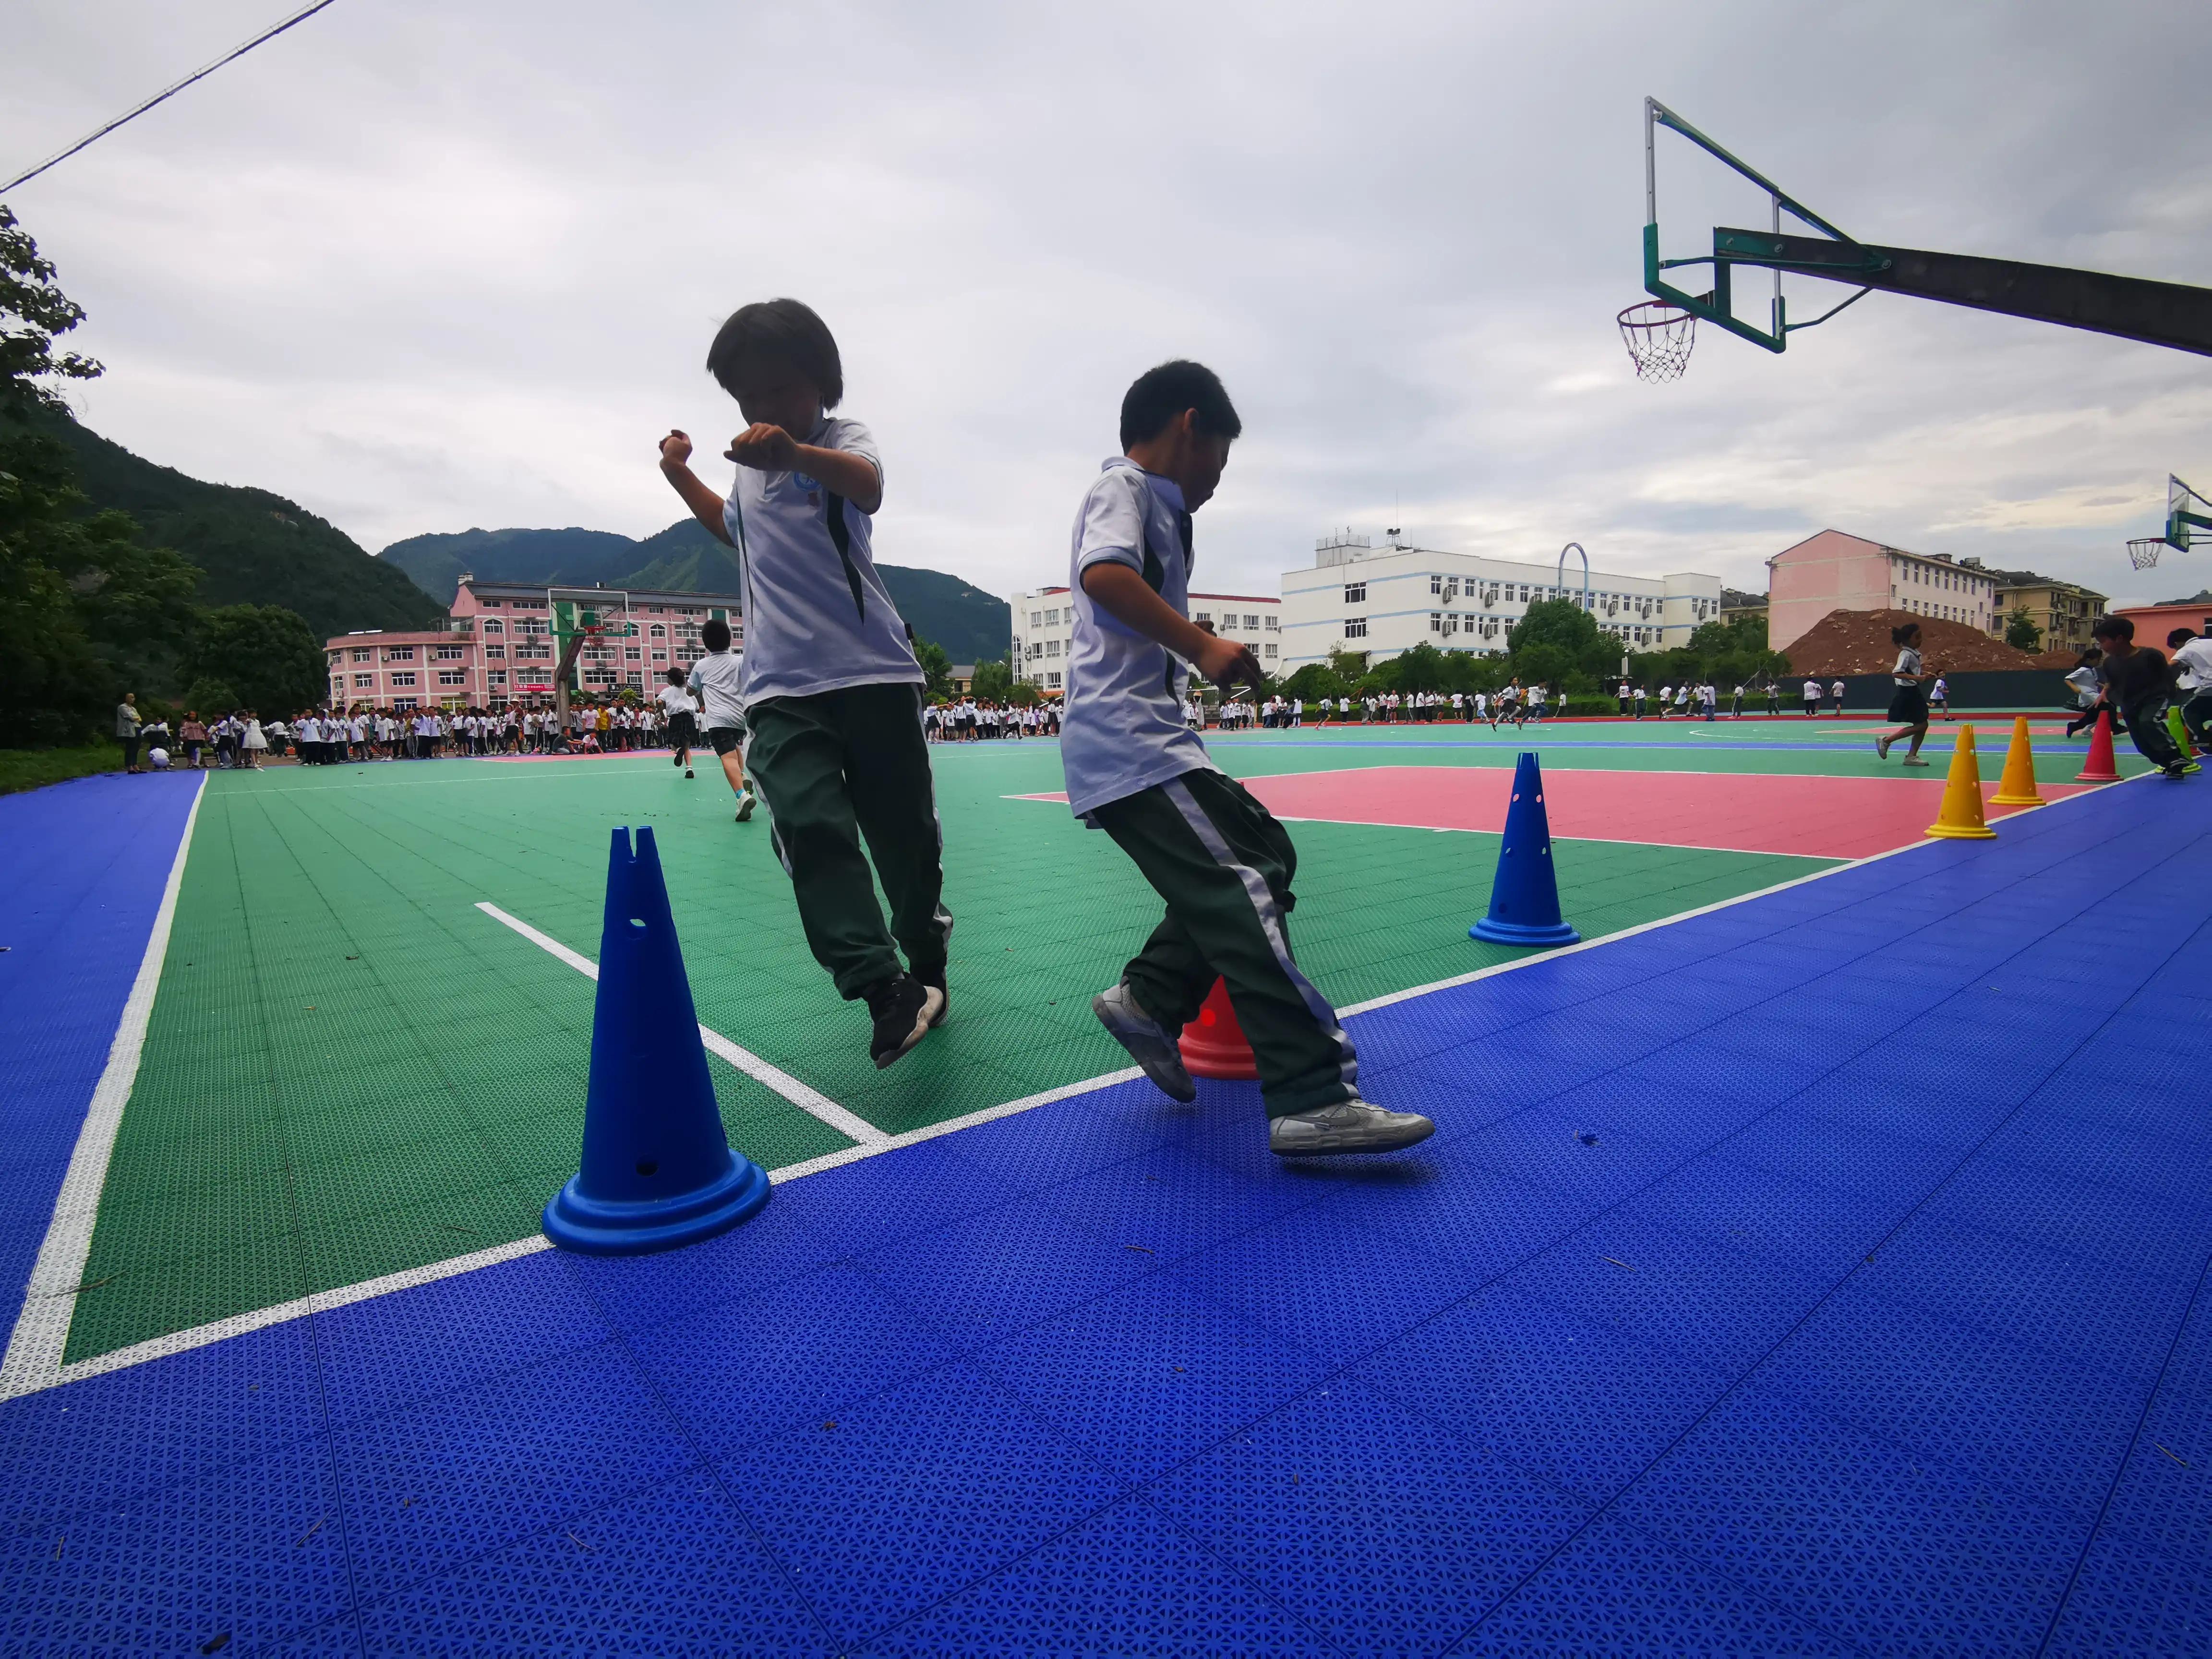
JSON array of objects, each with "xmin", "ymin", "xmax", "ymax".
[{"xmin": 658, "ymin": 308, "xmax": 1430, "ymax": 1155}]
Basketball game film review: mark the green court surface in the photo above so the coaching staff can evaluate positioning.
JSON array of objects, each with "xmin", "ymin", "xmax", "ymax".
[{"xmin": 67, "ymin": 721, "xmax": 2135, "ymax": 1364}]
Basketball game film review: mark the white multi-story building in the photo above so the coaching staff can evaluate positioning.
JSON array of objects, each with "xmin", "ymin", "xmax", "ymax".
[
  {"xmin": 1009, "ymin": 586, "xmax": 1283, "ymax": 692},
  {"xmin": 1279, "ymin": 533, "xmax": 1723, "ymax": 670}
]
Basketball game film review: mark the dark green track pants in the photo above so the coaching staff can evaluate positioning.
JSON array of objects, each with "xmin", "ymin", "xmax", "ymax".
[
  {"xmin": 744, "ymin": 682, "xmax": 952, "ymax": 999},
  {"xmin": 1091, "ymin": 768, "xmax": 1359, "ymax": 1118}
]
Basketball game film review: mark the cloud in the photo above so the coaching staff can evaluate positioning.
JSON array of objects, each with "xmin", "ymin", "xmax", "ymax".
[{"xmin": 6, "ymin": 0, "xmax": 2209, "ymax": 613}]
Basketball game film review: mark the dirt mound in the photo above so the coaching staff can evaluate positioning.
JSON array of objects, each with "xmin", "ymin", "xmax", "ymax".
[{"xmin": 1783, "ymin": 608, "xmax": 2042, "ymax": 676}]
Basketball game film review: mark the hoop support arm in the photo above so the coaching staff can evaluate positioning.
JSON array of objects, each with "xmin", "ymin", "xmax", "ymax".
[{"xmin": 1713, "ymin": 229, "xmax": 2212, "ymax": 358}]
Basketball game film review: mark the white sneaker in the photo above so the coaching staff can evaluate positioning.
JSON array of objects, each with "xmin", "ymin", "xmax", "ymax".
[
  {"xmin": 735, "ymin": 791, "xmax": 757, "ymax": 822},
  {"xmin": 1270, "ymin": 1098, "xmax": 1435, "ymax": 1157},
  {"xmin": 1875, "ymin": 734, "xmax": 1891, "ymax": 759}
]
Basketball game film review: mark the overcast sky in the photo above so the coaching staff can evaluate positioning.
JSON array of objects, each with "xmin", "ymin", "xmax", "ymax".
[{"xmin": 6, "ymin": 0, "xmax": 2209, "ymax": 608}]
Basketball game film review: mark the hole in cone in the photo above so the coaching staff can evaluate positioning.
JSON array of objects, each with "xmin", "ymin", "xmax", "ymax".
[{"xmin": 635, "ymin": 1160, "xmax": 658, "ymax": 1177}]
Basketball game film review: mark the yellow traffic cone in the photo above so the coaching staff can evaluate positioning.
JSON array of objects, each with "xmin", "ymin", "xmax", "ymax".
[
  {"xmin": 1926, "ymin": 726, "xmax": 1999, "ymax": 840},
  {"xmin": 1989, "ymin": 715, "xmax": 2045, "ymax": 806}
]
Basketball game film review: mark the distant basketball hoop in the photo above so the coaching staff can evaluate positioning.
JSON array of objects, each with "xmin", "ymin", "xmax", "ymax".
[
  {"xmin": 2128, "ymin": 536, "xmax": 2167, "ymax": 571},
  {"xmin": 1619, "ymin": 300, "xmax": 1696, "ymax": 383}
]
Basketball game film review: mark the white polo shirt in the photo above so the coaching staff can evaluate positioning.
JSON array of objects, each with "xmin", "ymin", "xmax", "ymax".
[
  {"xmin": 1060, "ymin": 457, "xmax": 1216, "ymax": 817},
  {"xmin": 720, "ymin": 416, "xmax": 921, "ymax": 704}
]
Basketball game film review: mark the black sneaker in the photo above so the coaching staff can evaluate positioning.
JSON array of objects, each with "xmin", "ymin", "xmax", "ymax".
[{"xmin": 865, "ymin": 972, "xmax": 943, "ymax": 1070}]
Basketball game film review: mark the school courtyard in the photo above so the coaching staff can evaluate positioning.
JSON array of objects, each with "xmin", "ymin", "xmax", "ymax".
[{"xmin": 2, "ymin": 717, "xmax": 2204, "ymax": 1656}]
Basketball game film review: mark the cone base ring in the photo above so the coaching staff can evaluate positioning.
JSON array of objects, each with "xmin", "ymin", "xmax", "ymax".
[
  {"xmin": 1924, "ymin": 824, "xmax": 1999, "ymax": 840},
  {"xmin": 1471, "ymin": 918, "xmax": 1582, "ymax": 946},
  {"xmin": 542, "ymin": 1152, "xmax": 771, "ymax": 1256},
  {"xmin": 2074, "ymin": 771, "xmax": 2122, "ymax": 784},
  {"xmin": 1989, "ymin": 793, "xmax": 2045, "ymax": 807},
  {"xmin": 1181, "ymin": 1044, "xmax": 1260, "ymax": 1081}
]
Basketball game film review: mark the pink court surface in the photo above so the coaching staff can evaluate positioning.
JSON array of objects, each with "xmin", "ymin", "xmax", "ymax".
[{"xmin": 1019, "ymin": 764, "xmax": 2083, "ymax": 859}]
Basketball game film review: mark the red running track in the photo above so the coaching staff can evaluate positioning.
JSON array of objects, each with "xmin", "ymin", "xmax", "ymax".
[{"xmin": 1019, "ymin": 766, "xmax": 2086, "ymax": 859}]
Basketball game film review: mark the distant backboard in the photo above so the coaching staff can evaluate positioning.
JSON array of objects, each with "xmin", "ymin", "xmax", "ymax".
[{"xmin": 2168, "ymin": 475, "xmax": 2211, "ymax": 552}]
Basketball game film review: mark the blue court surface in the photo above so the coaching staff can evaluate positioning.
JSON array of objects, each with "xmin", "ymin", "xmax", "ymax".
[{"xmin": 2, "ymin": 762, "xmax": 2208, "ymax": 1656}]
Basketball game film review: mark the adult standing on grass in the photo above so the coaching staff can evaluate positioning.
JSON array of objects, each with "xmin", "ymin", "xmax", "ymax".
[
  {"xmin": 657, "ymin": 297, "xmax": 950, "ymax": 1068},
  {"xmin": 2092, "ymin": 616, "xmax": 2192, "ymax": 780},
  {"xmin": 1070, "ymin": 359, "xmax": 1432, "ymax": 1158},
  {"xmin": 1873, "ymin": 623, "xmax": 1936, "ymax": 767},
  {"xmin": 116, "ymin": 694, "xmax": 142, "ymax": 773}
]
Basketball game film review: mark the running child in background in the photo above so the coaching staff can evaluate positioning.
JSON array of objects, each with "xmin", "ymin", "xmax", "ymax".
[
  {"xmin": 1069, "ymin": 360, "xmax": 1432, "ymax": 1158},
  {"xmin": 660, "ymin": 667, "xmax": 699, "ymax": 779},
  {"xmin": 1929, "ymin": 675, "xmax": 1950, "ymax": 720},
  {"xmin": 2063, "ymin": 649, "xmax": 2105, "ymax": 737},
  {"xmin": 1874, "ymin": 622, "xmax": 1936, "ymax": 766},
  {"xmin": 658, "ymin": 297, "xmax": 950, "ymax": 1067}
]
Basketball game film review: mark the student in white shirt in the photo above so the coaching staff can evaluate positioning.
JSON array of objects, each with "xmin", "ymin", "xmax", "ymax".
[
  {"xmin": 2167, "ymin": 629, "xmax": 2212, "ymax": 749},
  {"xmin": 1874, "ymin": 623, "xmax": 1936, "ymax": 765},
  {"xmin": 1069, "ymin": 360, "xmax": 1431, "ymax": 1158},
  {"xmin": 1829, "ymin": 679, "xmax": 1846, "ymax": 715},
  {"xmin": 1802, "ymin": 678, "xmax": 1823, "ymax": 717},
  {"xmin": 1928, "ymin": 676, "xmax": 1950, "ymax": 721},
  {"xmin": 658, "ymin": 298, "xmax": 948, "ymax": 1067},
  {"xmin": 659, "ymin": 667, "xmax": 699, "ymax": 778}
]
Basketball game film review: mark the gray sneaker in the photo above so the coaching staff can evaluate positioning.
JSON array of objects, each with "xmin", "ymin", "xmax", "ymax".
[
  {"xmin": 735, "ymin": 790, "xmax": 757, "ymax": 822},
  {"xmin": 1270, "ymin": 1098, "xmax": 1435, "ymax": 1157},
  {"xmin": 1091, "ymin": 982, "xmax": 1197, "ymax": 1103}
]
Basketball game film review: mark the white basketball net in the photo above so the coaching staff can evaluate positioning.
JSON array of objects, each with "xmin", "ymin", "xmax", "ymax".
[
  {"xmin": 1619, "ymin": 301, "xmax": 1696, "ymax": 383},
  {"xmin": 2128, "ymin": 536, "xmax": 2166, "ymax": 570}
]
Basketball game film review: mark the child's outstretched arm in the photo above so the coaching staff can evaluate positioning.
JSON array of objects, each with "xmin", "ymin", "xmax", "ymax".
[
  {"xmin": 657, "ymin": 431, "xmax": 737, "ymax": 546},
  {"xmin": 1081, "ymin": 563, "xmax": 1263, "ymax": 692}
]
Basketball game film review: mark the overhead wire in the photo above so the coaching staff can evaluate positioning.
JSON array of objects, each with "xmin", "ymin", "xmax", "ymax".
[{"xmin": 2, "ymin": 0, "xmax": 344, "ymax": 195}]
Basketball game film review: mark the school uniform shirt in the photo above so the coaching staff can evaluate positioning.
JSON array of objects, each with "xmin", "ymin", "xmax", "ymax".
[
  {"xmin": 2173, "ymin": 637, "xmax": 2212, "ymax": 692},
  {"xmin": 687, "ymin": 649, "xmax": 746, "ymax": 730},
  {"xmin": 1803, "ymin": 680, "xmax": 1823, "ymax": 702},
  {"xmin": 720, "ymin": 416, "xmax": 921, "ymax": 702},
  {"xmin": 1893, "ymin": 646, "xmax": 1923, "ymax": 685},
  {"xmin": 657, "ymin": 684, "xmax": 697, "ymax": 720},
  {"xmin": 1060, "ymin": 457, "xmax": 1216, "ymax": 818}
]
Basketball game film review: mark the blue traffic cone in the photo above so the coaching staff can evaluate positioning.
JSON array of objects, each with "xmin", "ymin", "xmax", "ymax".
[
  {"xmin": 1470, "ymin": 752, "xmax": 1581, "ymax": 947},
  {"xmin": 542, "ymin": 826, "xmax": 771, "ymax": 1254}
]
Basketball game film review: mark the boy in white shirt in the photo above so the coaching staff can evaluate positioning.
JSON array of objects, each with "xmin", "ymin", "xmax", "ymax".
[
  {"xmin": 1067, "ymin": 360, "xmax": 1431, "ymax": 1158},
  {"xmin": 658, "ymin": 298, "xmax": 949, "ymax": 1067},
  {"xmin": 2168, "ymin": 629, "xmax": 2212, "ymax": 749}
]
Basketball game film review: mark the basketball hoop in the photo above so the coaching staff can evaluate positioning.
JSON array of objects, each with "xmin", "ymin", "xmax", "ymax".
[
  {"xmin": 1619, "ymin": 300, "xmax": 1696, "ymax": 382},
  {"xmin": 2128, "ymin": 536, "xmax": 2166, "ymax": 570}
]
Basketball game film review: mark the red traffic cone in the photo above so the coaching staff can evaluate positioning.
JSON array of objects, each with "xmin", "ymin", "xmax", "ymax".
[
  {"xmin": 1178, "ymin": 977, "xmax": 1258, "ymax": 1080},
  {"xmin": 2075, "ymin": 709, "xmax": 2121, "ymax": 784}
]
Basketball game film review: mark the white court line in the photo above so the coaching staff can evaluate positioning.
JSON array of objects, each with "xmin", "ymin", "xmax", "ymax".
[
  {"xmin": 0, "ymin": 772, "xmax": 207, "ymax": 1401},
  {"xmin": 2, "ymin": 770, "xmax": 2135, "ymax": 1399},
  {"xmin": 474, "ymin": 902, "xmax": 889, "ymax": 1150}
]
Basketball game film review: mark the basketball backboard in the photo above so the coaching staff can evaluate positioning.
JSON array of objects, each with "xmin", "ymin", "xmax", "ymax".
[{"xmin": 2168, "ymin": 475, "xmax": 2211, "ymax": 552}]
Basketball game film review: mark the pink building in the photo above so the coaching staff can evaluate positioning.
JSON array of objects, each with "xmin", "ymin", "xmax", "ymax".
[
  {"xmin": 326, "ymin": 577, "xmax": 744, "ymax": 711},
  {"xmin": 2115, "ymin": 596, "xmax": 2212, "ymax": 650},
  {"xmin": 1767, "ymin": 530, "xmax": 1999, "ymax": 655}
]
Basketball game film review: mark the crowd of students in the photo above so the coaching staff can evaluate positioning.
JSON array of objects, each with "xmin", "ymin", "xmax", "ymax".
[{"xmin": 923, "ymin": 699, "xmax": 1059, "ymax": 741}]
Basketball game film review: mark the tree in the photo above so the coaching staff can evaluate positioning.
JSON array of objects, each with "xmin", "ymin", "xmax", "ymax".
[
  {"xmin": 1281, "ymin": 661, "xmax": 1345, "ymax": 702},
  {"xmin": 970, "ymin": 658, "xmax": 1013, "ymax": 700},
  {"xmin": 912, "ymin": 637, "xmax": 954, "ymax": 697},
  {"xmin": 1, "ymin": 206, "xmax": 202, "ymax": 744},
  {"xmin": 2004, "ymin": 605, "xmax": 2042, "ymax": 652},
  {"xmin": 187, "ymin": 605, "xmax": 327, "ymax": 713}
]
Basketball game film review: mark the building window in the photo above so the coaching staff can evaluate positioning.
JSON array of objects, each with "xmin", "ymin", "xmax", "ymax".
[
  {"xmin": 626, "ymin": 672, "xmax": 644, "ymax": 688},
  {"xmin": 387, "ymin": 646, "xmax": 416, "ymax": 662},
  {"xmin": 350, "ymin": 648, "xmax": 372, "ymax": 662},
  {"xmin": 1264, "ymin": 643, "xmax": 1277, "ymax": 660},
  {"xmin": 625, "ymin": 647, "xmax": 642, "ymax": 661},
  {"xmin": 1046, "ymin": 608, "xmax": 1060, "ymax": 625},
  {"xmin": 1345, "ymin": 617, "xmax": 1368, "ymax": 638},
  {"xmin": 651, "ymin": 650, "xmax": 666, "ymax": 663},
  {"xmin": 481, "ymin": 619, "xmax": 504, "ymax": 635},
  {"xmin": 1046, "ymin": 672, "xmax": 1062, "ymax": 689},
  {"xmin": 1194, "ymin": 610, "xmax": 1212, "ymax": 625},
  {"xmin": 488, "ymin": 670, "xmax": 507, "ymax": 687},
  {"xmin": 1344, "ymin": 582, "xmax": 1366, "ymax": 604},
  {"xmin": 1430, "ymin": 612, "xmax": 1443, "ymax": 633},
  {"xmin": 436, "ymin": 645, "xmax": 465, "ymax": 661},
  {"xmin": 1429, "ymin": 575, "xmax": 1443, "ymax": 596},
  {"xmin": 649, "ymin": 624, "xmax": 665, "ymax": 638},
  {"xmin": 480, "ymin": 598, "xmax": 502, "ymax": 608},
  {"xmin": 1265, "ymin": 615, "xmax": 1279, "ymax": 631},
  {"xmin": 437, "ymin": 669, "xmax": 465, "ymax": 686},
  {"xmin": 1243, "ymin": 613, "xmax": 1259, "ymax": 629},
  {"xmin": 391, "ymin": 672, "xmax": 418, "ymax": 687},
  {"xmin": 351, "ymin": 673, "xmax": 372, "ymax": 688},
  {"xmin": 484, "ymin": 645, "xmax": 505, "ymax": 660}
]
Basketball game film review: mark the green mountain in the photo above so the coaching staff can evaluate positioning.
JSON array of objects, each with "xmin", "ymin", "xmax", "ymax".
[
  {"xmin": 45, "ymin": 412, "xmax": 443, "ymax": 638},
  {"xmin": 377, "ymin": 517, "xmax": 1012, "ymax": 663}
]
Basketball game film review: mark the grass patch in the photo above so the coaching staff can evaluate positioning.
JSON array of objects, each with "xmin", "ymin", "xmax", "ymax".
[{"xmin": 0, "ymin": 743, "xmax": 125, "ymax": 797}]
